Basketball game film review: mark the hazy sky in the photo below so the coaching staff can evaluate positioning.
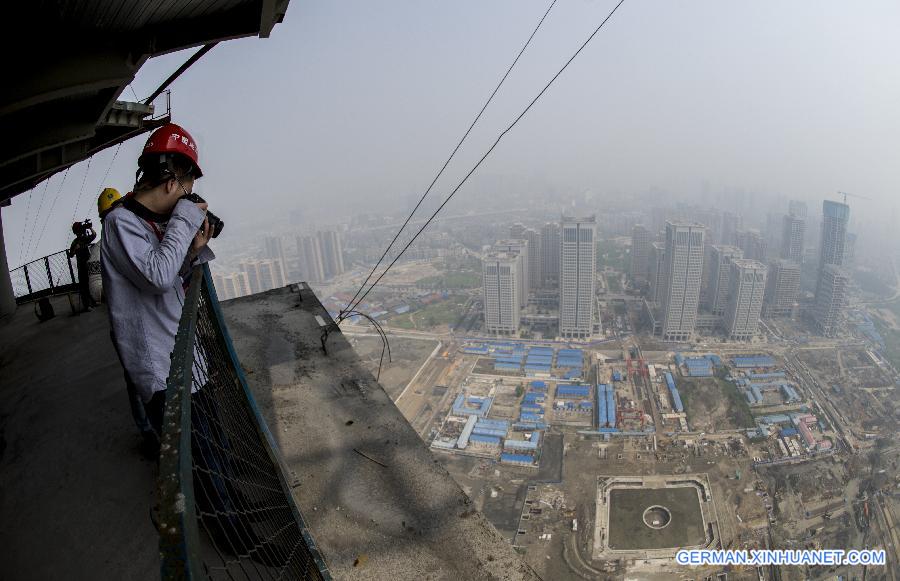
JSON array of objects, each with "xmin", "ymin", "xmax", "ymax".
[{"xmin": 5, "ymin": 0, "xmax": 900, "ymax": 265}]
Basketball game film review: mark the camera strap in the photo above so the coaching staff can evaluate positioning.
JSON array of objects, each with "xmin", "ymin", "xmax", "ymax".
[{"xmin": 122, "ymin": 196, "xmax": 167, "ymax": 242}]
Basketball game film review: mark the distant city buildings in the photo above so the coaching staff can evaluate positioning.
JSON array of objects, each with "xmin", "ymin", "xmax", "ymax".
[
  {"xmin": 660, "ymin": 222, "xmax": 705, "ymax": 342},
  {"xmin": 647, "ymin": 242, "xmax": 666, "ymax": 303},
  {"xmin": 212, "ymin": 271, "xmax": 251, "ymax": 300},
  {"xmin": 735, "ymin": 229, "xmax": 767, "ymax": 262},
  {"xmin": 512, "ymin": 224, "xmax": 542, "ymax": 291},
  {"xmin": 317, "ymin": 230, "xmax": 345, "ymax": 278},
  {"xmin": 629, "ymin": 224, "xmax": 651, "ymax": 282},
  {"xmin": 294, "ymin": 230, "xmax": 344, "ymax": 282},
  {"xmin": 724, "ymin": 259, "xmax": 767, "ymax": 340},
  {"xmin": 494, "ymin": 239, "xmax": 529, "ymax": 309},
  {"xmin": 707, "ymin": 245, "xmax": 743, "ymax": 316},
  {"xmin": 719, "ymin": 211, "xmax": 741, "ymax": 245},
  {"xmin": 559, "ymin": 216, "xmax": 596, "ymax": 339},
  {"xmin": 813, "ymin": 264, "xmax": 850, "ymax": 337},
  {"xmin": 540, "ymin": 222, "xmax": 560, "ymax": 289},
  {"xmin": 482, "ymin": 252, "xmax": 520, "ymax": 334},
  {"xmin": 296, "ymin": 234, "xmax": 325, "ymax": 282},
  {"xmin": 813, "ymin": 200, "xmax": 850, "ymax": 335},
  {"xmin": 240, "ymin": 258, "xmax": 287, "ymax": 294},
  {"xmin": 780, "ymin": 214, "xmax": 806, "ymax": 263},
  {"xmin": 818, "ymin": 200, "xmax": 849, "ymax": 269},
  {"xmin": 763, "ymin": 259, "xmax": 801, "ymax": 317}
]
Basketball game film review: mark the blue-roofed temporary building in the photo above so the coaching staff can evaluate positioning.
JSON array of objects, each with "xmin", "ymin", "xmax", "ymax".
[
  {"xmin": 452, "ymin": 394, "xmax": 493, "ymax": 417},
  {"xmin": 513, "ymin": 421, "xmax": 547, "ymax": 430},
  {"xmin": 749, "ymin": 371, "xmax": 785, "ymax": 380},
  {"xmin": 504, "ymin": 439, "xmax": 539, "ymax": 451},
  {"xmin": 780, "ymin": 427, "xmax": 798, "ymax": 437},
  {"xmin": 684, "ymin": 357, "xmax": 713, "ymax": 377},
  {"xmin": 664, "ymin": 372, "xmax": 684, "ymax": 413},
  {"xmin": 456, "ymin": 415, "xmax": 477, "ymax": 449},
  {"xmin": 468, "ymin": 434, "xmax": 501, "ymax": 446},
  {"xmin": 750, "ymin": 385, "xmax": 763, "ymax": 404},
  {"xmin": 530, "ymin": 381, "xmax": 546, "ymax": 389},
  {"xmin": 520, "ymin": 405, "xmax": 544, "ymax": 415},
  {"xmin": 472, "ymin": 427, "xmax": 507, "ymax": 438},
  {"xmin": 675, "ymin": 353, "xmax": 685, "ymax": 366},
  {"xmin": 556, "ymin": 387, "xmax": 591, "ymax": 399},
  {"xmin": 732, "ymin": 355, "xmax": 776, "ymax": 368},
  {"xmin": 781, "ymin": 384, "xmax": 800, "ymax": 403},
  {"xmin": 500, "ymin": 453, "xmax": 534, "ymax": 466}
]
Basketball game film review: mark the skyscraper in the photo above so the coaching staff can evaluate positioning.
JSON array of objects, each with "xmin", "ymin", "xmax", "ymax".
[
  {"xmin": 629, "ymin": 224, "xmax": 651, "ymax": 282},
  {"xmin": 788, "ymin": 199, "xmax": 807, "ymax": 218},
  {"xmin": 296, "ymin": 234, "xmax": 325, "ymax": 282},
  {"xmin": 814, "ymin": 200, "xmax": 850, "ymax": 335},
  {"xmin": 780, "ymin": 214, "xmax": 806, "ymax": 262},
  {"xmin": 647, "ymin": 242, "xmax": 666, "ymax": 303},
  {"xmin": 494, "ymin": 239, "xmax": 529, "ymax": 308},
  {"xmin": 812, "ymin": 265, "xmax": 849, "ymax": 337},
  {"xmin": 559, "ymin": 216, "xmax": 596, "ymax": 339},
  {"xmin": 482, "ymin": 252, "xmax": 520, "ymax": 334},
  {"xmin": 523, "ymin": 228, "xmax": 542, "ymax": 291},
  {"xmin": 259, "ymin": 259, "xmax": 287, "ymax": 289},
  {"xmin": 264, "ymin": 235, "xmax": 287, "ymax": 272},
  {"xmin": 763, "ymin": 259, "xmax": 800, "ymax": 317},
  {"xmin": 724, "ymin": 259, "xmax": 767, "ymax": 340},
  {"xmin": 212, "ymin": 272, "xmax": 251, "ymax": 300},
  {"xmin": 540, "ymin": 222, "xmax": 560, "ymax": 289},
  {"xmin": 660, "ymin": 222, "xmax": 705, "ymax": 342},
  {"xmin": 509, "ymin": 223, "xmax": 526, "ymax": 239},
  {"xmin": 241, "ymin": 259, "xmax": 286, "ymax": 294},
  {"xmin": 735, "ymin": 229, "xmax": 767, "ymax": 261},
  {"xmin": 317, "ymin": 230, "xmax": 345, "ymax": 278},
  {"xmin": 720, "ymin": 211, "xmax": 741, "ymax": 245},
  {"xmin": 707, "ymin": 245, "xmax": 743, "ymax": 316},
  {"xmin": 818, "ymin": 200, "xmax": 849, "ymax": 269}
]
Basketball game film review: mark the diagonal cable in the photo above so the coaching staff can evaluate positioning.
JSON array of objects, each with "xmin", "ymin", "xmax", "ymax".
[
  {"xmin": 20, "ymin": 179, "xmax": 52, "ymax": 266},
  {"xmin": 70, "ymin": 156, "xmax": 94, "ymax": 222},
  {"xmin": 345, "ymin": 0, "xmax": 628, "ymax": 317},
  {"xmin": 28, "ymin": 167, "xmax": 71, "ymax": 262},
  {"xmin": 339, "ymin": 0, "xmax": 558, "ymax": 321}
]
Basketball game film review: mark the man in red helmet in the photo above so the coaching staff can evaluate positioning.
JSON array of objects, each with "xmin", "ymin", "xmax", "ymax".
[
  {"xmin": 100, "ymin": 123, "xmax": 213, "ymax": 437},
  {"xmin": 101, "ymin": 125, "xmax": 272, "ymax": 559}
]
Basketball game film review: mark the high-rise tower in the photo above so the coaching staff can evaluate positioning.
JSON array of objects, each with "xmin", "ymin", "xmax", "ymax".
[
  {"xmin": 660, "ymin": 222, "xmax": 705, "ymax": 342},
  {"xmin": 724, "ymin": 259, "xmax": 767, "ymax": 340},
  {"xmin": 559, "ymin": 216, "xmax": 596, "ymax": 339}
]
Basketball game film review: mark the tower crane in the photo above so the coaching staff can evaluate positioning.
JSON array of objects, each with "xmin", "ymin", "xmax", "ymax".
[{"xmin": 837, "ymin": 191, "xmax": 871, "ymax": 205}]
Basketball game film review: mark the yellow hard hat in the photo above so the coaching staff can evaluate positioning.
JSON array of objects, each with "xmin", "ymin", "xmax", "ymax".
[{"xmin": 97, "ymin": 187, "xmax": 122, "ymax": 218}]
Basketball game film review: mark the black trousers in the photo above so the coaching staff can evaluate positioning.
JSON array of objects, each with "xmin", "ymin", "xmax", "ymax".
[{"xmin": 145, "ymin": 389, "xmax": 263, "ymax": 555}]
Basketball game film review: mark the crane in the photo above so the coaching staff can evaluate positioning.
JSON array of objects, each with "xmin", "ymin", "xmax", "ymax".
[{"xmin": 837, "ymin": 190, "xmax": 871, "ymax": 205}]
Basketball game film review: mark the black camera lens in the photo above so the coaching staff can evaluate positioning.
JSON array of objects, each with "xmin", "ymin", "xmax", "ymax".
[{"xmin": 206, "ymin": 212, "xmax": 224, "ymax": 238}]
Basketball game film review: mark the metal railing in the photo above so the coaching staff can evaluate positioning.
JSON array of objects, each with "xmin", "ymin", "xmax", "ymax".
[
  {"xmin": 158, "ymin": 264, "xmax": 331, "ymax": 580},
  {"xmin": 9, "ymin": 249, "xmax": 79, "ymax": 303}
]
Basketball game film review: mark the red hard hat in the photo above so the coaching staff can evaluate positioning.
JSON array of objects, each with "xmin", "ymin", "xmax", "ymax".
[{"xmin": 141, "ymin": 123, "xmax": 203, "ymax": 177}]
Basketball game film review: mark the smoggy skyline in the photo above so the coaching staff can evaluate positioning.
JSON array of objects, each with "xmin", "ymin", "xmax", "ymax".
[{"xmin": 5, "ymin": 0, "xmax": 899, "ymax": 265}]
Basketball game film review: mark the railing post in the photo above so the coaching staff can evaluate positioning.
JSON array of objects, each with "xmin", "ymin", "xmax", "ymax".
[
  {"xmin": 23, "ymin": 264, "xmax": 33, "ymax": 294},
  {"xmin": 67, "ymin": 252, "xmax": 76, "ymax": 284},
  {"xmin": 44, "ymin": 257, "xmax": 53, "ymax": 290}
]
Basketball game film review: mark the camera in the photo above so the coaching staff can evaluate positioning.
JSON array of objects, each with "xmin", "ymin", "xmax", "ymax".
[
  {"xmin": 179, "ymin": 193, "xmax": 224, "ymax": 238},
  {"xmin": 72, "ymin": 218, "xmax": 93, "ymax": 235}
]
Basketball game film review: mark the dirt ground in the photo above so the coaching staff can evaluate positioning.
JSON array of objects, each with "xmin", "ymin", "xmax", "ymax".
[
  {"xmin": 678, "ymin": 376, "xmax": 754, "ymax": 432},
  {"xmin": 347, "ymin": 335, "xmax": 439, "ymax": 399}
]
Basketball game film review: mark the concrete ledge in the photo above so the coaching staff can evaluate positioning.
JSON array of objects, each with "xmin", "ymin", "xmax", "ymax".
[{"xmin": 221, "ymin": 283, "xmax": 540, "ymax": 580}]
